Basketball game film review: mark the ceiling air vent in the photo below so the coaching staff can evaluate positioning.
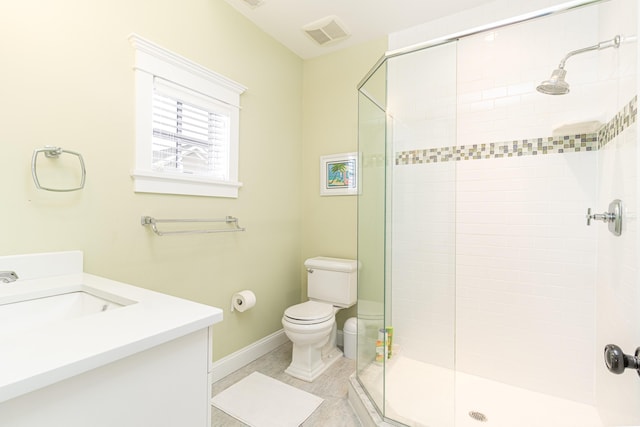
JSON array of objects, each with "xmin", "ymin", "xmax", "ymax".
[
  {"xmin": 241, "ymin": 0, "xmax": 265, "ymax": 8},
  {"xmin": 303, "ymin": 16, "xmax": 350, "ymax": 46}
]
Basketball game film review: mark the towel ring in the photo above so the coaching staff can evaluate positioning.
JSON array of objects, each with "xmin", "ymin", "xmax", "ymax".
[{"xmin": 31, "ymin": 146, "xmax": 86, "ymax": 192}]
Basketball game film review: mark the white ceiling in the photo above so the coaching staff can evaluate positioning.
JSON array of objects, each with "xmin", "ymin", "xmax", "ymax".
[{"xmin": 223, "ymin": 0, "xmax": 493, "ymax": 59}]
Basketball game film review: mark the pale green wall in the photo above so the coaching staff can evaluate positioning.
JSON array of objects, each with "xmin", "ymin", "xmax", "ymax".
[
  {"xmin": 301, "ymin": 38, "xmax": 388, "ymax": 328},
  {"xmin": 0, "ymin": 0, "xmax": 386, "ymax": 360},
  {"xmin": 1, "ymin": 0, "xmax": 303, "ymax": 360}
]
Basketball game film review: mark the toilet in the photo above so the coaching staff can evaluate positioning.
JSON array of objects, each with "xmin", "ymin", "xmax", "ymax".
[{"xmin": 282, "ymin": 257, "xmax": 357, "ymax": 382}]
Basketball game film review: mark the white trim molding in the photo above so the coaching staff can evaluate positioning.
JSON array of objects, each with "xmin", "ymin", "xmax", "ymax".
[
  {"xmin": 210, "ymin": 329, "xmax": 289, "ymax": 383},
  {"xmin": 128, "ymin": 33, "xmax": 246, "ymax": 198},
  {"xmin": 130, "ymin": 170, "xmax": 242, "ymax": 198},
  {"xmin": 128, "ymin": 34, "xmax": 246, "ymax": 103}
]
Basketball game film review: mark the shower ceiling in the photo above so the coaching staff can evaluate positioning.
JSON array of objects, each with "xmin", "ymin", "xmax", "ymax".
[{"xmin": 223, "ymin": 0, "xmax": 493, "ymax": 59}]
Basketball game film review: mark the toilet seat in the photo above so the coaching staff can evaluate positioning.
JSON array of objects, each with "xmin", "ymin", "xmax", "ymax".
[{"xmin": 284, "ymin": 301, "xmax": 334, "ymax": 325}]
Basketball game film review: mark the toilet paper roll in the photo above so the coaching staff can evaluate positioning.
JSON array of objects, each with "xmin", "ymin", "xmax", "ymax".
[{"xmin": 231, "ymin": 290, "xmax": 256, "ymax": 313}]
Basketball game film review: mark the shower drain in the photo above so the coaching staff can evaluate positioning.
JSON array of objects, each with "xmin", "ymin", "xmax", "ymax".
[{"xmin": 468, "ymin": 411, "xmax": 488, "ymax": 422}]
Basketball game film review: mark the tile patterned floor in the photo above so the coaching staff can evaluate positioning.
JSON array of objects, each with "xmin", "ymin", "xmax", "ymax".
[{"xmin": 211, "ymin": 341, "xmax": 361, "ymax": 427}]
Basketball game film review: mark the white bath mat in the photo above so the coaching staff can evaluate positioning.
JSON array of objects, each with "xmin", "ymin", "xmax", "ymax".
[{"xmin": 211, "ymin": 371, "xmax": 324, "ymax": 427}]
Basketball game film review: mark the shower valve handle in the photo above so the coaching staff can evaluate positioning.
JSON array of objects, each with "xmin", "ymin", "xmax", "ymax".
[
  {"xmin": 585, "ymin": 200, "xmax": 623, "ymax": 236},
  {"xmin": 585, "ymin": 208, "xmax": 615, "ymax": 225},
  {"xmin": 604, "ymin": 344, "xmax": 640, "ymax": 377}
]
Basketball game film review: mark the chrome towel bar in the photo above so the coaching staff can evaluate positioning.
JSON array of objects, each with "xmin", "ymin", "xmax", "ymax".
[{"xmin": 141, "ymin": 216, "xmax": 245, "ymax": 236}]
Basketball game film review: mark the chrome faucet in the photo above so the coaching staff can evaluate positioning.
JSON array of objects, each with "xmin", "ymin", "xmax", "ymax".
[{"xmin": 0, "ymin": 271, "xmax": 18, "ymax": 283}]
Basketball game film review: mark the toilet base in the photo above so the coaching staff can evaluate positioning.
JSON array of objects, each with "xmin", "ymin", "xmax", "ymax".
[{"xmin": 285, "ymin": 346, "xmax": 344, "ymax": 382}]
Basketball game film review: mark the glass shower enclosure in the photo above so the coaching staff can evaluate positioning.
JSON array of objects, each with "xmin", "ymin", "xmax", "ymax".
[{"xmin": 356, "ymin": 0, "xmax": 639, "ymax": 426}]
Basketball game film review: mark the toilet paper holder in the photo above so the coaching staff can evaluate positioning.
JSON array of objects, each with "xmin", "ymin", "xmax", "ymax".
[
  {"xmin": 231, "ymin": 290, "xmax": 256, "ymax": 312},
  {"xmin": 231, "ymin": 296, "xmax": 245, "ymax": 312}
]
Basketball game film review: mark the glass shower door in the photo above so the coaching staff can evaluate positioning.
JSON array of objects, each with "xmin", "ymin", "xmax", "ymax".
[
  {"xmin": 385, "ymin": 42, "xmax": 458, "ymax": 426},
  {"xmin": 357, "ymin": 40, "xmax": 459, "ymax": 426},
  {"xmin": 356, "ymin": 61, "xmax": 388, "ymax": 416}
]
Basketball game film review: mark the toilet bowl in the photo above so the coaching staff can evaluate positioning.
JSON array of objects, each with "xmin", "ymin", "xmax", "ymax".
[
  {"xmin": 282, "ymin": 257, "xmax": 357, "ymax": 382},
  {"xmin": 282, "ymin": 301, "xmax": 342, "ymax": 382}
]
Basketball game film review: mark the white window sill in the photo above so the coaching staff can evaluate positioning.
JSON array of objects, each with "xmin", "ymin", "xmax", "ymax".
[{"xmin": 131, "ymin": 170, "xmax": 242, "ymax": 198}]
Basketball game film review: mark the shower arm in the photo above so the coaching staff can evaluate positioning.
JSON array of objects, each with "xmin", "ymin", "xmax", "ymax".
[{"xmin": 557, "ymin": 35, "xmax": 621, "ymax": 69}]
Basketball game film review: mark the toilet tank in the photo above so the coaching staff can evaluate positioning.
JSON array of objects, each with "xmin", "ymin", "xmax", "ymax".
[{"xmin": 305, "ymin": 257, "xmax": 357, "ymax": 308}]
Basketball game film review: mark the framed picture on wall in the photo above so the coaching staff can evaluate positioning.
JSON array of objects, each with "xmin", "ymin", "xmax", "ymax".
[{"xmin": 320, "ymin": 152, "xmax": 358, "ymax": 196}]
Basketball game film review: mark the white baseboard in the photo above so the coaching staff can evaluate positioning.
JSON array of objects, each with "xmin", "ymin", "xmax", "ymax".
[{"xmin": 210, "ymin": 329, "xmax": 289, "ymax": 383}]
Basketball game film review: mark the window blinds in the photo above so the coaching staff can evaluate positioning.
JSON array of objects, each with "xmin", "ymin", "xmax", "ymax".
[{"xmin": 151, "ymin": 79, "xmax": 231, "ymax": 180}]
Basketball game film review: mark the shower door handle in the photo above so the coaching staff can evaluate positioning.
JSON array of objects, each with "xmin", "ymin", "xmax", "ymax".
[{"xmin": 604, "ymin": 344, "xmax": 640, "ymax": 376}]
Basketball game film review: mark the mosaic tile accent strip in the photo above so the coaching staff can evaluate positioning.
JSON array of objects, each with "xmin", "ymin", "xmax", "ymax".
[
  {"xmin": 396, "ymin": 134, "xmax": 597, "ymax": 165},
  {"xmin": 598, "ymin": 95, "xmax": 637, "ymax": 149},
  {"xmin": 395, "ymin": 95, "xmax": 637, "ymax": 166}
]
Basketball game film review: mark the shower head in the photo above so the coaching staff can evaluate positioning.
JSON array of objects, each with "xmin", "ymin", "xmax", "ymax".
[
  {"xmin": 537, "ymin": 68, "xmax": 570, "ymax": 95},
  {"xmin": 536, "ymin": 35, "xmax": 621, "ymax": 96}
]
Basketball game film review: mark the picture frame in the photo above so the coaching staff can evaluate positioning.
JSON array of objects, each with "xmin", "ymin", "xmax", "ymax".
[{"xmin": 320, "ymin": 152, "xmax": 358, "ymax": 196}]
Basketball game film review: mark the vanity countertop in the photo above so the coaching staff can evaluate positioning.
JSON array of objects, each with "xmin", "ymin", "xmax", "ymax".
[{"xmin": 0, "ymin": 251, "xmax": 223, "ymax": 403}]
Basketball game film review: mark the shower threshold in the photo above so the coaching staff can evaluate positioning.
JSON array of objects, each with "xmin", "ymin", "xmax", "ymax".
[{"xmin": 350, "ymin": 356, "xmax": 602, "ymax": 427}]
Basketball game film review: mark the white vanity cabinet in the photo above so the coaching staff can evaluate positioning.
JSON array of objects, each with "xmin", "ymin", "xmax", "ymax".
[
  {"xmin": 0, "ymin": 327, "xmax": 214, "ymax": 427},
  {"xmin": 0, "ymin": 251, "xmax": 223, "ymax": 427}
]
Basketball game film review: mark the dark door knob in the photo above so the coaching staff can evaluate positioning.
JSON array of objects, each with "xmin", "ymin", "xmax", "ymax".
[{"xmin": 604, "ymin": 344, "xmax": 640, "ymax": 376}]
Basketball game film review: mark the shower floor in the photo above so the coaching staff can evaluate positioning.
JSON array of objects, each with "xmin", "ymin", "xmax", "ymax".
[{"xmin": 358, "ymin": 356, "xmax": 603, "ymax": 427}]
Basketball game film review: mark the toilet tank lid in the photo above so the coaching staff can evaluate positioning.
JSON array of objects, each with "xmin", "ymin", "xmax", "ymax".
[{"xmin": 304, "ymin": 257, "xmax": 357, "ymax": 272}]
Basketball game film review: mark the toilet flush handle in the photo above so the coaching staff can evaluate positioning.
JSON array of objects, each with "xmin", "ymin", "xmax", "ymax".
[{"xmin": 307, "ymin": 268, "xmax": 314, "ymax": 273}]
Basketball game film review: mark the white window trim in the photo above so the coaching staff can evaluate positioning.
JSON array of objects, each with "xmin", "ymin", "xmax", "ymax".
[{"xmin": 129, "ymin": 33, "xmax": 246, "ymax": 198}]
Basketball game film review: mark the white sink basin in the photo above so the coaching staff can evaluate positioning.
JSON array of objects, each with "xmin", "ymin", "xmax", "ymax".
[
  {"xmin": 0, "ymin": 251, "xmax": 223, "ymax": 406},
  {"xmin": 0, "ymin": 287, "xmax": 133, "ymax": 335}
]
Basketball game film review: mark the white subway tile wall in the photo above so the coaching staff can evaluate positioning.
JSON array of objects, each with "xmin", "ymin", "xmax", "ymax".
[
  {"xmin": 392, "ymin": 162, "xmax": 456, "ymax": 368},
  {"xmin": 456, "ymin": 6, "xmax": 605, "ymax": 147},
  {"xmin": 454, "ymin": 152, "xmax": 597, "ymax": 403},
  {"xmin": 389, "ymin": 42, "xmax": 457, "ymax": 153}
]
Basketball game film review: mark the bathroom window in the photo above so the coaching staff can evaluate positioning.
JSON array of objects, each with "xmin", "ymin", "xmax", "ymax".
[
  {"xmin": 151, "ymin": 80, "xmax": 230, "ymax": 180},
  {"xmin": 129, "ymin": 34, "xmax": 246, "ymax": 198}
]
